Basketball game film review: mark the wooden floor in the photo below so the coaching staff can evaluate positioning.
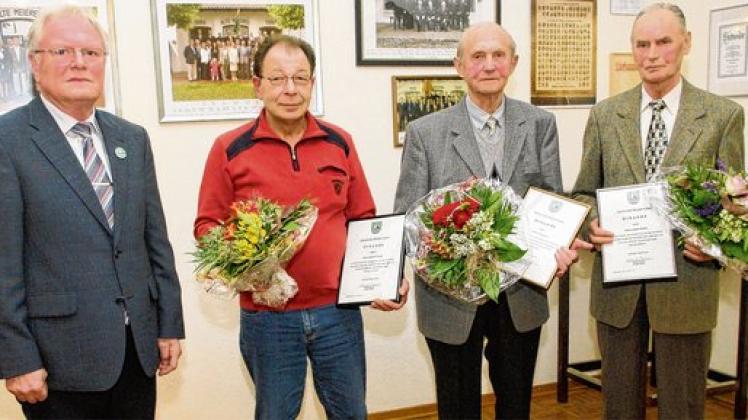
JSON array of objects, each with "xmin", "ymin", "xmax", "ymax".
[{"xmin": 370, "ymin": 381, "xmax": 737, "ymax": 419}]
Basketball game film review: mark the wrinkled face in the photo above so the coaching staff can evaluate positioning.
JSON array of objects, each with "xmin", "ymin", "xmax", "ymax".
[
  {"xmin": 252, "ymin": 43, "xmax": 314, "ymax": 124},
  {"xmin": 454, "ymin": 25, "xmax": 517, "ymax": 99},
  {"xmin": 631, "ymin": 9, "xmax": 691, "ymax": 91},
  {"xmin": 31, "ymin": 15, "xmax": 105, "ymax": 112}
]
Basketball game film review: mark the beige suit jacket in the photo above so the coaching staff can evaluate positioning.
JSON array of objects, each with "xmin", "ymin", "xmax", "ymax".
[{"xmin": 572, "ymin": 80, "xmax": 745, "ymax": 333}]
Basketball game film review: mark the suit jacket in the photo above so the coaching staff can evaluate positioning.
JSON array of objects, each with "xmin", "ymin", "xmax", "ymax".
[
  {"xmin": 572, "ymin": 80, "xmax": 745, "ymax": 333},
  {"xmin": 394, "ymin": 97, "xmax": 562, "ymax": 344},
  {"xmin": 184, "ymin": 45, "xmax": 197, "ymax": 64},
  {"xmin": 0, "ymin": 97, "xmax": 185, "ymax": 391}
]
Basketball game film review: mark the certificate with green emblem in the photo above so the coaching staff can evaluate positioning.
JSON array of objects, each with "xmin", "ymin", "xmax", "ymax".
[
  {"xmin": 505, "ymin": 188, "xmax": 591, "ymax": 288},
  {"xmin": 597, "ymin": 183, "xmax": 677, "ymax": 283},
  {"xmin": 338, "ymin": 214, "xmax": 405, "ymax": 305}
]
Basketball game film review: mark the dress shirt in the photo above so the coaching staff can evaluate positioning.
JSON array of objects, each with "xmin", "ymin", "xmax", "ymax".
[{"xmin": 640, "ymin": 79, "xmax": 682, "ymax": 152}]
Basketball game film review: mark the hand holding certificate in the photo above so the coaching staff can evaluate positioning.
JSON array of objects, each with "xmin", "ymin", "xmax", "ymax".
[
  {"xmin": 338, "ymin": 214, "xmax": 405, "ymax": 305},
  {"xmin": 504, "ymin": 188, "xmax": 590, "ymax": 288},
  {"xmin": 597, "ymin": 184, "xmax": 677, "ymax": 283}
]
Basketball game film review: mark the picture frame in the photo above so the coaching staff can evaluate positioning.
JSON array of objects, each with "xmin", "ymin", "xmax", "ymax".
[
  {"xmin": 356, "ymin": 0, "xmax": 501, "ymax": 66},
  {"xmin": 0, "ymin": 0, "xmax": 120, "ymax": 116},
  {"xmin": 609, "ymin": 52, "xmax": 639, "ymax": 97},
  {"xmin": 151, "ymin": 0, "xmax": 322, "ymax": 122},
  {"xmin": 530, "ymin": 0, "xmax": 596, "ymax": 106},
  {"xmin": 391, "ymin": 75, "xmax": 466, "ymax": 147},
  {"xmin": 708, "ymin": 4, "xmax": 748, "ymax": 97},
  {"xmin": 609, "ymin": 0, "xmax": 642, "ymax": 16}
]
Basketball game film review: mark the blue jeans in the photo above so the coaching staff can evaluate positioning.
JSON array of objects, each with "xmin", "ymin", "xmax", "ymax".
[{"xmin": 239, "ymin": 304, "xmax": 367, "ymax": 419}]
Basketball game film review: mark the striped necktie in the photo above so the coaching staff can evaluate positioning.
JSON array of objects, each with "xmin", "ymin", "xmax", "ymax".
[
  {"xmin": 70, "ymin": 122, "xmax": 114, "ymax": 228},
  {"xmin": 644, "ymin": 100, "xmax": 668, "ymax": 181}
]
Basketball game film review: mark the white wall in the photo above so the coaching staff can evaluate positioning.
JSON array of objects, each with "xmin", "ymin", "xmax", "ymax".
[{"xmin": 1, "ymin": 0, "xmax": 747, "ymax": 419}]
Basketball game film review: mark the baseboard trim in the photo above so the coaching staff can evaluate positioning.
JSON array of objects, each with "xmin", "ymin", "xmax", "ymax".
[{"xmin": 368, "ymin": 383, "xmax": 557, "ymax": 419}]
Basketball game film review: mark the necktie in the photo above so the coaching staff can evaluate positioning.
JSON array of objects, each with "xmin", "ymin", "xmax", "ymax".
[
  {"xmin": 70, "ymin": 122, "xmax": 114, "ymax": 228},
  {"xmin": 482, "ymin": 116, "xmax": 498, "ymax": 138},
  {"xmin": 644, "ymin": 100, "xmax": 668, "ymax": 181}
]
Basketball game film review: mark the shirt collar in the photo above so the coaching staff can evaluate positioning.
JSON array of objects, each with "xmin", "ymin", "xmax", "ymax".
[
  {"xmin": 640, "ymin": 79, "xmax": 682, "ymax": 115},
  {"xmin": 465, "ymin": 93, "xmax": 505, "ymax": 132},
  {"xmin": 253, "ymin": 109, "xmax": 326, "ymax": 141},
  {"xmin": 40, "ymin": 94, "xmax": 99, "ymax": 136}
]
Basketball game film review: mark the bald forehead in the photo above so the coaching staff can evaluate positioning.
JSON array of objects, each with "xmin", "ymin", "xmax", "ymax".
[{"xmin": 458, "ymin": 23, "xmax": 515, "ymax": 57}]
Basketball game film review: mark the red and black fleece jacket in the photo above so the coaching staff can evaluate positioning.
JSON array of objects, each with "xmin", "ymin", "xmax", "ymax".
[{"xmin": 194, "ymin": 110, "xmax": 376, "ymax": 311}]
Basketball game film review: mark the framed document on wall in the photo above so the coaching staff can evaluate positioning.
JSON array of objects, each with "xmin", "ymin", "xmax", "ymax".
[
  {"xmin": 0, "ymin": 0, "xmax": 120, "ymax": 116},
  {"xmin": 531, "ymin": 0, "xmax": 597, "ymax": 106},
  {"xmin": 609, "ymin": 52, "xmax": 640, "ymax": 97},
  {"xmin": 708, "ymin": 4, "xmax": 748, "ymax": 97}
]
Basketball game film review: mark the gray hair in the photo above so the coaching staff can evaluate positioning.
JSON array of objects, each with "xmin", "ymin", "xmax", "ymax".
[
  {"xmin": 27, "ymin": 4, "xmax": 109, "ymax": 52},
  {"xmin": 634, "ymin": 3, "xmax": 687, "ymax": 32},
  {"xmin": 455, "ymin": 22, "xmax": 517, "ymax": 59}
]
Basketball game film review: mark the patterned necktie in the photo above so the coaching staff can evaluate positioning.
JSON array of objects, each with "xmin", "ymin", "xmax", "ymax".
[
  {"xmin": 644, "ymin": 99, "xmax": 668, "ymax": 181},
  {"xmin": 482, "ymin": 116, "xmax": 498, "ymax": 138},
  {"xmin": 70, "ymin": 122, "xmax": 114, "ymax": 228}
]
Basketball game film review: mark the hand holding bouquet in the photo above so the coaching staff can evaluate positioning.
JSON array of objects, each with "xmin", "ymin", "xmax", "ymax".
[
  {"xmin": 404, "ymin": 178, "xmax": 527, "ymax": 304},
  {"xmin": 194, "ymin": 197, "xmax": 318, "ymax": 308},
  {"xmin": 653, "ymin": 161, "xmax": 748, "ymax": 272}
]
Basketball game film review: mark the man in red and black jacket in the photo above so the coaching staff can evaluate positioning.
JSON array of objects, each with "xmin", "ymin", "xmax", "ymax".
[{"xmin": 194, "ymin": 34, "xmax": 407, "ymax": 420}]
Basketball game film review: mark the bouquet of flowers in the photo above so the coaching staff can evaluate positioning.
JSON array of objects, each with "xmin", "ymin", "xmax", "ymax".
[
  {"xmin": 652, "ymin": 161, "xmax": 748, "ymax": 272},
  {"xmin": 194, "ymin": 197, "xmax": 318, "ymax": 308},
  {"xmin": 404, "ymin": 178, "xmax": 528, "ymax": 304}
]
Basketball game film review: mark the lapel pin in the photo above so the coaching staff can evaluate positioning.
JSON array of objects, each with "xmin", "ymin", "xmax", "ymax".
[{"xmin": 114, "ymin": 147, "xmax": 127, "ymax": 159}]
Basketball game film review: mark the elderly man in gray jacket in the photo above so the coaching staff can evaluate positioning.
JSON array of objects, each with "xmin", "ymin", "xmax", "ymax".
[{"xmin": 394, "ymin": 22, "xmax": 589, "ymax": 419}]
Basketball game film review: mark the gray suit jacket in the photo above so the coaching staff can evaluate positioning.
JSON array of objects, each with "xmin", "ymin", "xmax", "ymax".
[
  {"xmin": 572, "ymin": 80, "xmax": 745, "ymax": 333},
  {"xmin": 0, "ymin": 97, "xmax": 185, "ymax": 391},
  {"xmin": 394, "ymin": 97, "xmax": 562, "ymax": 344}
]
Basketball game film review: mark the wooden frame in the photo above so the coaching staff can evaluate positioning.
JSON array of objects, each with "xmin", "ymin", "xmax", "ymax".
[
  {"xmin": 356, "ymin": 0, "xmax": 501, "ymax": 66},
  {"xmin": 391, "ymin": 74, "xmax": 465, "ymax": 147}
]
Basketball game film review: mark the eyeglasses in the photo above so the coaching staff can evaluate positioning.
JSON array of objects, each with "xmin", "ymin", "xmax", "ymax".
[
  {"xmin": 32, "ymin": 47, "xmax": 107, "ymax": 63},
  {"xmin": 261, "ymin": 74, "xmax": 312, "ymax": 87}
]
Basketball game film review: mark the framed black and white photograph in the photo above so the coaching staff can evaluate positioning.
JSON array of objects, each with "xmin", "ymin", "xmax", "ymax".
[
  {"xmin": 151, "ymin": 0, "xmax": 322, "ymax": 122},
  {"xmin": 391, "ymin": 75, "xmax": 465, "ymax": 147},
  {"xmin": 708, "ymin": 4, "xmax": 748, "ymax": 97},
  {"xmin": 0, "ymin": 0, "xmax": 120, "ymax": 116},
  {"xmin": 356, "ymin": 0, "xmax": 501, "ymax": 66}
]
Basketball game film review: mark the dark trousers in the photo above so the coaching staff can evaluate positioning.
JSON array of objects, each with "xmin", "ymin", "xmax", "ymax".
[
  {"xmin": 22, "ymin": 327, "xmax": 156, "ymax": 420},
  {"xmin": 426, "ymin": 293, "xmax": 541, "ymax": 420},
  {"xmin": 597, "ymin": 290, "xmax": 711, "ymax": 420}
]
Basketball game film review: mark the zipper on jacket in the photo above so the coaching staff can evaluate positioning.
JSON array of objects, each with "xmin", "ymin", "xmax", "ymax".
[{"xmin": 289, "ymin": 144, "xmax": 300, "ymax": 172}]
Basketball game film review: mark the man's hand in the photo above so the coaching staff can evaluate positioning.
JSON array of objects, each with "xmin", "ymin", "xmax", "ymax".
[
  {"xmin": 683, "ymin": 240, "xmax": 715, "ymax": 263},
  {"xmin": 588, "ymin": 218, "xmax": 614, "ymax": 251},
  {"xmin": 6, "ymin": 368, "xmax": 48, "ymax": 404},
  {"xmin": 371, "ymin": 277, "xmax": 410, "ymax": 311},
  {"xmin": 157, "ymin": 339, "xmax": 182, "ymax": 376},
  {"xmin": 554, "ymin": 238, "xmax": 594, "ymax": 278}
]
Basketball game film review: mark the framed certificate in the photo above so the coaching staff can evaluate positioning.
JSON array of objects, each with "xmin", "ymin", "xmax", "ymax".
[
  {"xmin": 597, "ymin": 184, "xmax": 677, "ymax": 283},
  {"xmin": 338, "ymin": 214, "xmax": 405, "ymax": 305},
  {"xmin": 505, "ymin": 188, "xmax": 590, "ymax": 289},
  {"xmin": 708, "ymin": 4, "xmax": 748, "ymax": 97}
]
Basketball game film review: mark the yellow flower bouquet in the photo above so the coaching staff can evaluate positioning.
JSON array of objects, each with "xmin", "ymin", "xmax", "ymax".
[{"xmin": 194, "ymin": 197, "xmax": 318, "ymax": 308}]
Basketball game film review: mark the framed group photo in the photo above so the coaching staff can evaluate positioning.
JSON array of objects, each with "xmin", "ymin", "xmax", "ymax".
[
  {"xmin": 0, "ymin": 0, "xmax": 120, "ymax": 116},
  {"xmin": 356, "ymin": 0, "xmax": 501, "ymax": 66},
  {"xmin": 151, "ymin": 0, "xmax": 322, "ymax": 122},
  {"xmin": 391, "ymin": 75, "xmax": 466, "ymax": 147}
]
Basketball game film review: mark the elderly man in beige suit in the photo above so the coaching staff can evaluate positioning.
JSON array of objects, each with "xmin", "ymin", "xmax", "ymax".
[{"xmin": 572, "ymin": 3, "xmax": 745, "ymax": 419}]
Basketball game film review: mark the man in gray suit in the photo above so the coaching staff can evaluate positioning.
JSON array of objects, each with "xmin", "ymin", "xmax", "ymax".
[
  {"xmin": 394, "ymin": 22, "xmax": 589, "ymax": 419},
  {"xmin": 0, "ymin": 5, "xmax": 184, "ymax": 419},
  {"xmin": 572, "ymin": 3, "xmax": 744, "ymax": 419}
]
